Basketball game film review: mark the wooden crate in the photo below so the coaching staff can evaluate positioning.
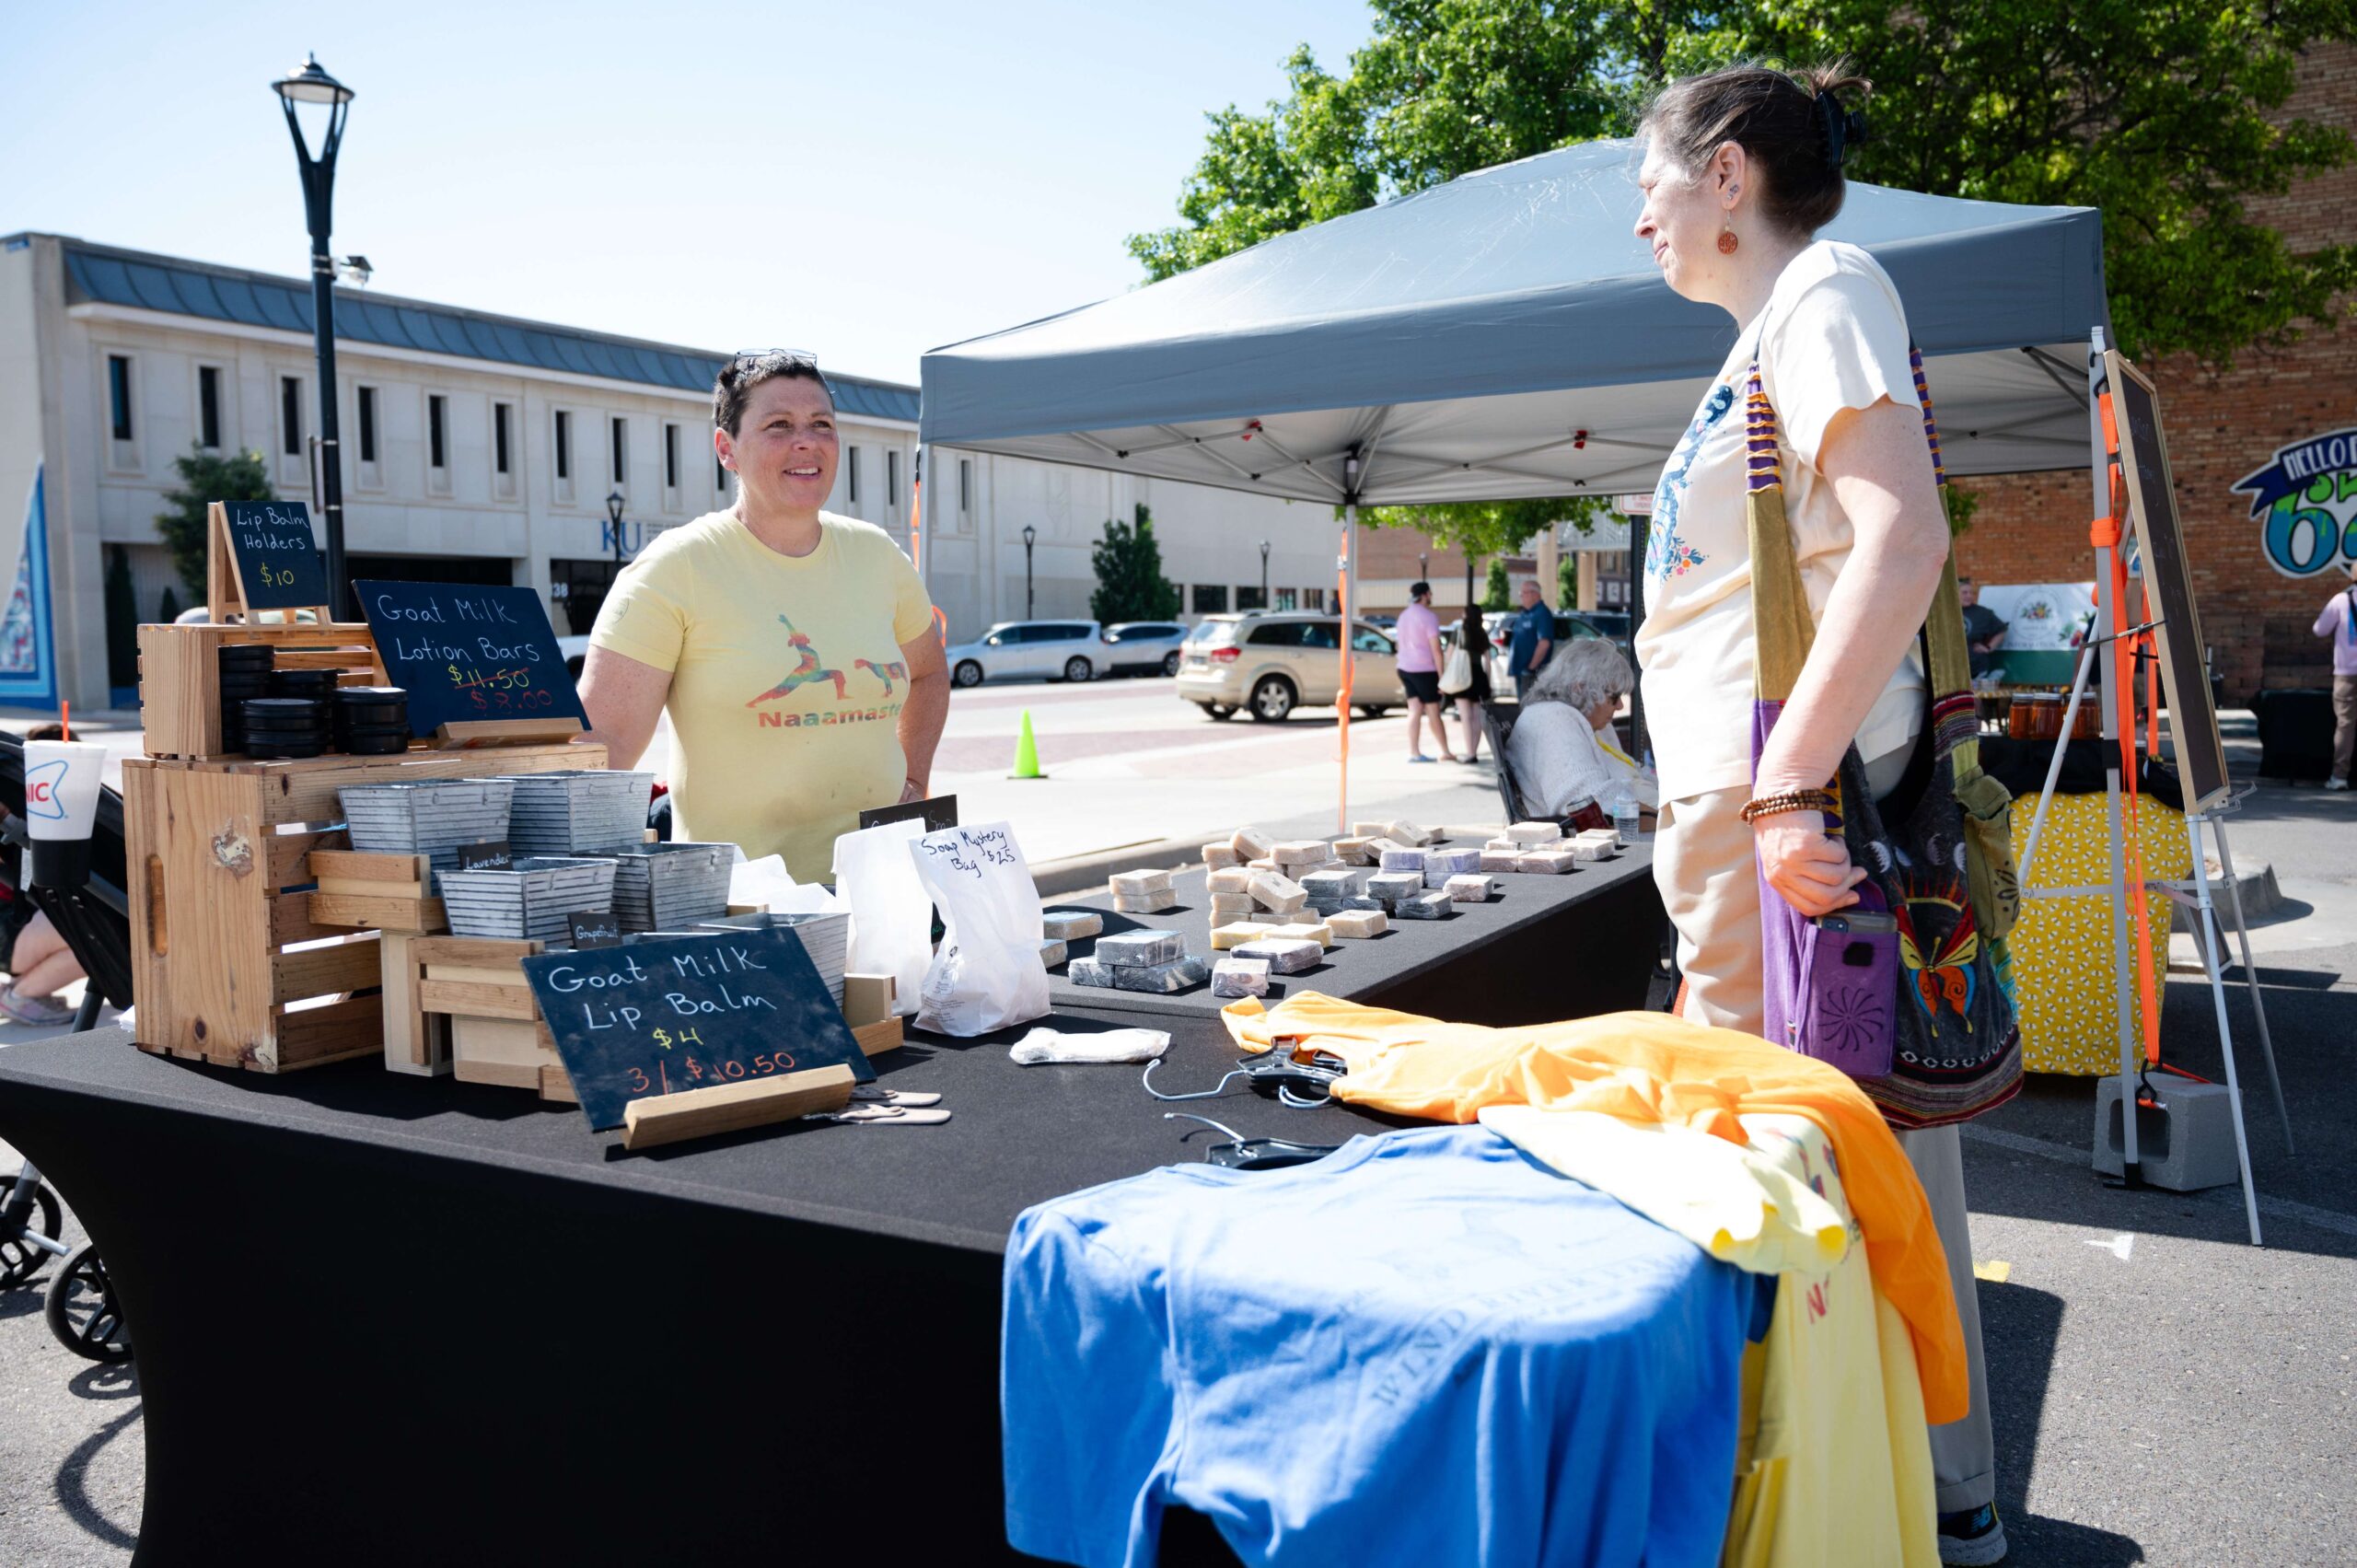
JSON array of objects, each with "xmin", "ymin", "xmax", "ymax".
[
  {"xmin": 308, "ymin": 851, "xmax": 455, "ymax": 1078},
  {"xmin": 414, "ymin": 935, "xmax": 576, "ymax": 1102},
  {"xmin": 126, "ymin": 742, "xmax": 603, "ymax": 1073},
  {"xmin": 138, "ymin": 621, "xmax": 389, "ymax": 761}
]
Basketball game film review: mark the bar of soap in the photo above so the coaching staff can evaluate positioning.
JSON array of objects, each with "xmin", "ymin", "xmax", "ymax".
[
  {"xmin": 1112, "ymin": 954, "xmax": 1209, "ymax": 993},
  {"xmin": 1444, "ymin": 874, "xmax": 1493, "ymax": 903},
  {"xmin": 1333, "ymin": 835, "xmax": 1380, "ymax": 865},
  {"xmin": 1328, "ymin": 909, "xmax": 1387, "ymax": 939},
  {"xmin": 1569, "ymin": 837, "xmax": 1618, "ymax": 862},
  {"xmin": 1095, "ymin": 928, "xmax": 1187, "ymax": 967},
  {"xmin": 1207, "ymin": 866, "xmax": 1254, "ymax": 894},
  {"xmin": 1042, "ymin": 909, "xmax": 1104, "ymax": 941},
  {"xmin": 1210, "ymin": 956, "xmax": 1271, "ymax": 998},
  {"xmin": 1298, "ymin": 869, "xmax": 1357, "ymax": 900},
  {"xmin": 1266, "ymin": 921, "xmax": 1332, "ymax": 948},
  {"xmin": 1378, "ymin": 846, "xmax": 1426, "ymax": 873},
  {"xmin": 1249, "ymin": 870, "xmax": 1307, "ymax": 913},
  {"xmin": 1424, "ymin": 847, "xmax": 1482, "ymax": 878},
  {"xmin": 1394, "ymin": 889, "xmax": 1454, "ymax": 920},
  {"xmin": 1232, "ymin": 938, "xmax": 1323, "ymax": 975},
  {"xmin": 1353, "ymin": 819, "xmax": 1393, "ymax": 838},
  {"xmin": 1507, "ymin": 821, "xmax": 1560, "ymax": 845},
  {"xmin": 1209, "ymin": 891, "xmax": 1258, "ymax": 916},
  {"xmin": 1109, "ymin": 868, "xmax": 1175, "ymax": 897},
  {"xmin": 1069, "ymin": 957, "xmax": 1113, "ymax": 988},
  {"xmin": 1037, "ymin": 937, "xmax": 1070, "ymax": 968},
  {"xmin": 1517, "ymin": 849, "xmax": 1577, "ymax": 875},
  {"xmin": 1112, "ymin": 894, "xmax": 1178, "ymax": 913},
  {"xmin": 1387, "ymin": 819, "xmax": 1438, "ymax": 847},
  {"xmin": 1231, "ymin": 826, "xmax": 1276, "ymax": 859},
  {"xmin": 1271, "ymin": 839, "xmax": 1329, "ymax": 864},
  {"xmin": 1480, "ymin": 850, "xmax": 1524, "ymax": 874},
  {"xmin": 1202, "ymin": 842, "xmax": 1243, "ymax": 870},
  {"xmin": 1247, "ymin": 857, "xmax": 1277, "ymax": 871},
  {"xmin": 1366, "ymin": 872, "xmax": 1424, "ymax": 904},
  {"xmin": 1307, "ymin": 894, "xmax": 1383, "ymax": 916},
  {"xmin": 1211, "ymin": 921, "xmax": 1271, "ymax": 949},
  {"xmin": 1485, "ymin": 837, "xmax": 1520, "ymax": 853}
]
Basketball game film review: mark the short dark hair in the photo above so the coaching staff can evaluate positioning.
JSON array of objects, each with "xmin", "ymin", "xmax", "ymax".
[
  {"xmin": 1640, "ymin": 62, "xmax": 1871, "ymax": 238},
  {"xmin": 1410, "ymin": 581, "xmax": 1432, "ymax": 600},
  {"xmin": 713, "ymin": 351, "xmax": 831, "ymax": 437}
]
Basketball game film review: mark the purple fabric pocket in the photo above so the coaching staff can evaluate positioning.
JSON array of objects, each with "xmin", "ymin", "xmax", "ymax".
[{"xmin": 1794, "ymin": 916, "xmax": 1898, "ymax": 1078}]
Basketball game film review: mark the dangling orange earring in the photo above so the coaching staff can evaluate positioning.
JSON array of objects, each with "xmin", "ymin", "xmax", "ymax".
[{"xmin": 1718, "ymin": 224, "xmax": 1739, "ymax": 255}]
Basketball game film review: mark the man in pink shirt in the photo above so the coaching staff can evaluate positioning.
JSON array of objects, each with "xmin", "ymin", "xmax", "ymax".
[
  {"xmin": 2315, "ymin": 563, "xmax": 2357, "ymax": 790},
  {"xmin": 1393, "ymin": 582, "xmax": 1458, "ymax": 763}
]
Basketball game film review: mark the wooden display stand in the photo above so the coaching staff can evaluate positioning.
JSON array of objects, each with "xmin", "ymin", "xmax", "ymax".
[
  {"xmin": 126, "ymin": 742, "xmax": 601, "ymax": 1073},
  {"xmin": 139, "ymin": 621, "xmax": 387, "ymax": 760},
  {"xmin": 306, "ymin": 850, "xmax": 453, "ymax": 1076}
]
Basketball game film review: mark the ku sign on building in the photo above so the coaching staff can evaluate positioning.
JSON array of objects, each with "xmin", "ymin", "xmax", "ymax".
[{"xmin": 2235, "ymin": 428, "xmax": 2357, "ymax": 578}]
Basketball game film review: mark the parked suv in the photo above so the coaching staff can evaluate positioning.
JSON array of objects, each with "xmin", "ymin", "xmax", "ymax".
[
  {"xmin": 1176, "ymin": 613, "xmax": 1403, "ymax": 723},
  {"xmin": 945, "ymin": 620, "xmax": 1105, "ymax": 687},
  {"xmin": 1099, "ymin": 621, "xmax": 1189, "ymax": 677}
]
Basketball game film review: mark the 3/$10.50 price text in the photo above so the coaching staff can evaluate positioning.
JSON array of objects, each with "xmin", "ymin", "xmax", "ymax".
[{"xmin": 619, "ymin": 1028, "xmax": 801, "ymax": 1095}]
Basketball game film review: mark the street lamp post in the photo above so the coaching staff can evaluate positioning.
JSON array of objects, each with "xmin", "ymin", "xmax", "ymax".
[
  {"xmin": 1021, "ymin": 525, "xmax": 1037, "ymax": 620},
  {"xmin": 1259, "ymin": 540, "xmax": 1270, "ymax": 609},
  {"xmin": 271, "ymin": 53, "xmax": 355, "ymax": 621},
  {"xmin": 607, "ymin": 489, "xmax": 626, "ymax": 567}
]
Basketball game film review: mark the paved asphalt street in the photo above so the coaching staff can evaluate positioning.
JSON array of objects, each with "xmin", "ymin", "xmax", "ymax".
[{"xmin": 0, "ymin": 698, "xmax": 2351, "ymax": 1563}]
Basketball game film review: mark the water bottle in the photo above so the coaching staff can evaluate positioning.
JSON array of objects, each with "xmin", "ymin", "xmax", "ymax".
[{"xmin": 1608, "ymin": 787, "xmax": 1641, "ymax": 846}]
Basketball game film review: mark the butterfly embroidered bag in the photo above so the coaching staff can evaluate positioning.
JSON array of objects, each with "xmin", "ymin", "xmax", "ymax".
[{"xmin": 1747, "ymin": 346, "xmax": 2022, "ymax": 1129}]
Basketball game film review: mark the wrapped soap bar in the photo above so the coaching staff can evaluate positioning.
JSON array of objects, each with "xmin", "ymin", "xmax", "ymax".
[
  {"xmin": 1209, "ymin": 892, "xmax": 1259, "ymax": 918},
  {"xmin": 1507, "ymin": 821, "xmax": 1560, "ymax": 845},
  {"xmin": 1207, "ymin": 866, "xmax": 1254, "ymax": 894},
  {"xmin": 1516, "ymin": 849, "xmax": 1577, "ymax": 875},
  {"xmin": 1202, "ymin": 842, "xmax": 1243, "ymax": 869},
  {"xmin": 1569, "ymin": 836, "xmax": 1618, "ymax": 862},
  {"xmin": 1113, "ymin": 954, "xmax": 1210, "ymax": 993},
  {"xmin": 1386, "ymin": 819, "xmax": 1437, "ymax": 847},
  {"xmin": 1231, "ymin": 825, "xmax": 1276, "ymax": 860},
  {"xmin": 1394, "ymin": 889, "xmax": 1453, "ymax": 920},
  {"xmin": 1109, "ymin": 868, "xmax": 1175, "ymax": 898},
  {"xmin": 1480, "ymin": 850, "xmax": 1524, "ymax": 874},
  {"xmin": 1211, "ymin": 920, "xmax": 1271, "ymax": 949},
  {"xmin": 1231, "ymin": 938, "xmax": 1323, "ymax": 975},
  {"xmin": 1037, "ymin": 936, "xmax": 1070, "ymax": 968},
  {"xmin": 1328, "ymin": 908, "xmax": 1387, "ymax": 938},
  {"xmin": 1096, "ymin": 928, "xmax": 1188, "ymax": 967},
  {"xmin": 1248, "ymin": 870, "xmax": 1307, "ymax": 914},
  {"xmin": 1112, "ymin": 893, "xmax": 1178, "ymax": 913},
  {"xmin": 1271, "ymin": 839, "xmax": 1329, "ymax": 865},
  {"xmin": 1042, "ymin": 909, "xmax": 1105, "ymax": 940},
  {"xmin": 1378, "ymin": 846, "xmax": 1425, "ymax": 873},
  {"xmin": 1266, "ymin": 921, "xmax": 1332, "ymax": 948},
  {"xmin": 1069, "ymin": 957, "xmax": 1114, "ymax": 988},
  {"xmin": 1333, "ymin": 835, "xmax": 1379, "ymax": 865},
  {"xmin": 1298, "ymin": 868, "xmax": 1357, "ymax": 900},
  {"xmin": 1366, "ymin": 872, "xmax": 1424, "ymax": 904},
  {"xmin": 1485, "ymin": 837, "xmax": 1520, "ymax": 853},
  {"xmin": 1424, "ymin": 847, "xmax": 1481, "ymax": 878},
  {"xmin": 1247, "ymin": 857, "xmax": 1277, "ymax": 871},
  {"xmin": 1210, "ymin": 956, "xmax": 1271, "ymax": 998},
  {"xmin": 1306, "ymin": 894, "xmax": 1383, "ymax": 917},
  {"xmin": 1444, "ymin": 874, "xmax": 1493, "ymax": 903}
]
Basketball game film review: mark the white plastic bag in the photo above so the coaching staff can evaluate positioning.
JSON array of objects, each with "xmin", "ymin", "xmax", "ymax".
[
  {"xmin": 907, "ymin": 821, "xmax": 1049, "ymax": 1037},
  {"xmin": 831, "ymin": 817, "xmax": 933, "ymax": 1017}
]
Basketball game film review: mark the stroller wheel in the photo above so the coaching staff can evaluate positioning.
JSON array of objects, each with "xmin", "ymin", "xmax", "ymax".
[
  {"xmin": 46, "ymin": 1243, "xmax": 132, "ymax": 1363},
  {"xmin": 1, "ymin": 1179, "xmax": 61, "ymax": 1289}
]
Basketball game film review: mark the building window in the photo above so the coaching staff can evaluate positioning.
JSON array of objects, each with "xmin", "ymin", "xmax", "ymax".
[
  {"xmin": 847, "ymin": 447, "xmax": 861, "ymax": 505},
  {"xmin": 1236, "ymin": 586, "xmax": 1266, "ymax": 611},
  {"xmin": 493, "ymin": 402, "xmax": 512, "ymax": 474},
  {"xmin": 887, "ymin": 450, "xmax": 900, "ymax": 507},
  {"xmin": 197, "ymin": 366, "xmax": 222, "ymax": 449},
  {"xmin": 280, "ymin": 376, "xmax": 303, "ymax": 456},
  {"xmin": 1191, "ymin": 584, "xmax": 1229, "ymax": 614},
  {"xmin": 357, "ymin": 386, "xmax": 377, "ymax": 464},
  {"xmin": 107, "ymin": 356, "xmax": 134, "ymax": 440},
  {"xmin": 610, "ymin": 416, "xmax": 627, "ymax": 485},
  {"xmin": 664, "ymin": 423, "xmax": 679, "ymax": 490},
  {"xmin": 1274, "ymin": 588, "xmax": 1298, "ymax": 610},
  {"xmin": 958, "ymin": 458, "xmax": 971, "ymax": 515},
  {"xmin": 1298, "ymin": 587, "xmax": 1326, "ymax": 611},
  {"xmin": 428, "ymin": 395, "xmax": 447, "ymax": 470},
  {"xmin": 554, "ymin": 411, "xmax": 572, "ymax": 480}
]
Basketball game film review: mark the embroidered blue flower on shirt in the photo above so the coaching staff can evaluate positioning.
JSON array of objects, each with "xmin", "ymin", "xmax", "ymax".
[{"xmin": 1648, "ymin": 382, "xmax": 1736, "ymax": 583}]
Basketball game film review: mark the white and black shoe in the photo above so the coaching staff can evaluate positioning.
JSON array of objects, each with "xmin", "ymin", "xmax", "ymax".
[{"xmin": 1936, "ymin": 1503, "xmax": 2008, "ymax": 1565}]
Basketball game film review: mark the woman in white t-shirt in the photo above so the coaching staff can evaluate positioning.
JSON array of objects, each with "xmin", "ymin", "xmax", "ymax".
[{"xmin": 1632, "ymin": 64, "xmax": 2003, "ymax": 1564}]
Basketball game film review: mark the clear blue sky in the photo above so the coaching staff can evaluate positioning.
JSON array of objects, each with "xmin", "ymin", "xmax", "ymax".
[{"xmin": 4, "ymin": 1, "xmax": 1376, "ymax": 386}]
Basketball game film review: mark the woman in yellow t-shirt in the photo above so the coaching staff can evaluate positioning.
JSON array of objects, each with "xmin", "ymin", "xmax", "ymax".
[{"xmin": 578, "ymin": 352, "xmax": 948, "ymax": 881}]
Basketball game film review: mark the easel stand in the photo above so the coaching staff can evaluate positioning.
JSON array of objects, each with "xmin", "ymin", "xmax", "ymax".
[{"xmin": 2013, "ymin": 329, "xmax": 2290, "ymax": 1246}]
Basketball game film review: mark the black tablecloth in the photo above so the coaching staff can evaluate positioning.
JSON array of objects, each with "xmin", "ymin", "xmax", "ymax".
[{"xmin": 0, "ymin": 858, "xmax": 1665, "ymax": 1566}]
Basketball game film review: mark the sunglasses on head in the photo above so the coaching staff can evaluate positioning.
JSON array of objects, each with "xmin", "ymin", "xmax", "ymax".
[{"xmin": 726, "ymin": 348, "xmax": 819, "ymax": 375}]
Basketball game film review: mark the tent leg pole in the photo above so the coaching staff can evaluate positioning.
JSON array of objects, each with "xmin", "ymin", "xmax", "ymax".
[{"xmin": 1340, "ymin": 490, "xmax": 1359, "ymax": 834}]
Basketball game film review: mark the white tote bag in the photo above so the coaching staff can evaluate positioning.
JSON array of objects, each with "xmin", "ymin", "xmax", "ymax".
[
  {"xmin": 907, "ymin": 821, "xmax": 1050, "ymax": 1037},
  {"xmin": 831, "ymin": 817, "xmax": 933, "ymax": 1017},
  {"xmin": 1438, "ymin": 644, "xmax": 1474, "ymax": 695}
]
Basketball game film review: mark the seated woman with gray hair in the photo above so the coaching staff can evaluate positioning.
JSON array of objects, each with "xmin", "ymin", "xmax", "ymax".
[{"xmin": 1504, "ymin": 639, "xmax": 1659, "ymax": 821}]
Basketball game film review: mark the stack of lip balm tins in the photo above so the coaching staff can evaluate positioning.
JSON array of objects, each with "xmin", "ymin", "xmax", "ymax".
[{"xmin": 217, "ymin": 645, "xmax": 410, "ymax": 760}]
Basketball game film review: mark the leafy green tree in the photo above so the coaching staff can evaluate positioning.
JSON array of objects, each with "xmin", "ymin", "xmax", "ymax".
[
  {"xmin": 156, "ymin": 446, "xmax": 275, "ymax": 606},
  {"xmin": 1090, "ymin": 503, "xmax": 1183, "ymax": 623},
  {"xmin": 158, "ymin": 585, "xmax": 181, "ymax": 623},
  {"xmin": 1132, "ymin": 1, "xmax": 2356, "ymax": 366},
  {"xmin": 1481, "ymin": 557, "xmax": 1515, "ymax": 612},
  {"xmin": 1559, "ymin": 552, "xmax": 1579, "ymax": 610}
]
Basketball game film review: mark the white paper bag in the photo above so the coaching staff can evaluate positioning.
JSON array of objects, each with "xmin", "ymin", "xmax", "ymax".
[
  {"xmin": 907, "ymin": 821, "xmax": 1049, "ymax": 1037},
  {"xmin": 831, "ymin": 817, "xmax": 933, "ymax": 1017}
]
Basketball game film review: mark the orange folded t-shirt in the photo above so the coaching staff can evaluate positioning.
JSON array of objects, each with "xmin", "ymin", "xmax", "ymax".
[{"xmin": 1222, "ymin": 993, "xmax": 1968, "ymax": 1425}]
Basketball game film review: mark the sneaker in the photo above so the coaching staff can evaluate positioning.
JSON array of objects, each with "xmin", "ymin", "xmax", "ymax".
[
  {"xmin": 1937, "ymin": 1502, "xmax": 2008, "ymax": 1565},
  {"xmin": 2328, "ymin": 777, "xmax": 2351, "ymax": 792},
  {"xmin": 0, "ymin": 988, "xmax": 75, "ymax": 1028}
]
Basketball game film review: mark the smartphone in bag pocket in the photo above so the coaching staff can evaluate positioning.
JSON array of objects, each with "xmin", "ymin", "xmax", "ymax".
[{"xmin": 1798, "ymin": 911, "xmax": 1898, "ymax": 1079}]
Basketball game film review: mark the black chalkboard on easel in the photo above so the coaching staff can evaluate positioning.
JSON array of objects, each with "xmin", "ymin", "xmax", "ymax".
[
  {"xmin": 208, "ymin": 500, "xmax": 331, "ymax": 619},
  {"xmin": 522, "ymin": 927, "xmax": 874, "ymax": 1131},
  {"xmin": 354, "ymin": 579, "xmax": 587, "ymax": 747}
]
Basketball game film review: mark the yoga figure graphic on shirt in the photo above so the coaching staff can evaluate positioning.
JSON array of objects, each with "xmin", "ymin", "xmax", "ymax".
[
  {"xmin": 853, "ymin": 657, "xmax": 909, "ymax": 696},
  {"xmin": 746, "ymin": 616, "xmax": 847, "ymax": 706}
]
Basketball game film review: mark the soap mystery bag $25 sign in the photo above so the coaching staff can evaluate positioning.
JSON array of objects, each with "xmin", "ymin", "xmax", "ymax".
[{"xmin": 909, "ymin": 822, "xmax": 1048, "ymax": 1037}]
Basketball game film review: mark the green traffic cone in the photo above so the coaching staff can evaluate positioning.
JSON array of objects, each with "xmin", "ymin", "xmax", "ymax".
[{"xmin": 1009, "ymin": 709, "xmax": 1047, "ymax": 780}]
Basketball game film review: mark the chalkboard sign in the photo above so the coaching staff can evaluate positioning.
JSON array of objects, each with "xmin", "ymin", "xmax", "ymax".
[
  {"xmin": 859, "ymin": 794, "xmax": 959, "ymax": 834},
  {"xmin": 354, "ymin": 580, "xmax": 587, "ymax": 741},
  {"xmin": 2107, "ymin": 351, "xmax": 2230, "ymax": 812},
  {"xmin": 218, "ymin": 501, "xmax": 331, "ymax": 611},
  {"xmin": 522, "ymin": 927, "xmax": 873, "ymax": 1131},
  {"xmin": 567, "ymin": 912, "xmax": 622, "ymax": 949},
  {"xmin": 455, "ymin": 841, "xmax": 513, "ymax": 871}
]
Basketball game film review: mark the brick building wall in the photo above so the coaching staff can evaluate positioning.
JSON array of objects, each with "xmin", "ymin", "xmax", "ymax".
[{"xmin": 1952, "ymin": 41, "xmax": 2357, "ymax": 701}]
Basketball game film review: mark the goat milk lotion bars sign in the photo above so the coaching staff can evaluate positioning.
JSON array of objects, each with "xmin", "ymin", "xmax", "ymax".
[
  {"xmin": 522, "ymin": 928, "xmax": 872, "ymax": 1131},
  {"xmin": 354, "ymin": 580, "xmax": 587, "ymax": 739}
]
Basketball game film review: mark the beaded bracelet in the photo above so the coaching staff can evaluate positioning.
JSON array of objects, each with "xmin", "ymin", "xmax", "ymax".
[{"xmin": 1738, "ymin": 787, "xmax": 1838, "ymax": 824}]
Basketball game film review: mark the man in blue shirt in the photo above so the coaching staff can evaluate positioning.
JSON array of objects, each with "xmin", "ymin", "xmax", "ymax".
[{"xmin": 1507, "ymin": 578, "xmax": 1554, "ymax": 699}]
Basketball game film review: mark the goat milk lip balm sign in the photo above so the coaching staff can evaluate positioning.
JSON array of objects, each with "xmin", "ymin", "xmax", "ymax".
[{"xmin": 521, "ymin": 927, "xmax": 871, "ymax": 1132}]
